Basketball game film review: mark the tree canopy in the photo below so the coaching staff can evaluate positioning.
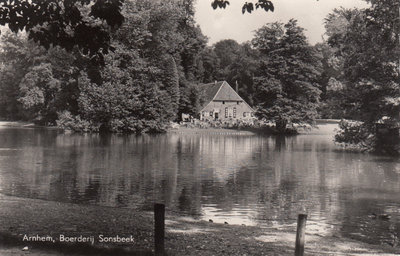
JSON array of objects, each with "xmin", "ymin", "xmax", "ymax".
[
  {"xmin": 0, "ymin": 0, "xmax": 124, "ymax": 62},
  {"xmin": 324, "ymin": 0, "xmax": 400, "ymax": 154},
  {"xmin": 0, "ymin": 0, "xmax": 275, "ymax": 62},
  {"xmin": 252, "ymin": 19, "xmax": 322, "ymax": 133},
  {"xmin": 0, "ymin": 0, "xmax": 208, "ymax": 132}
]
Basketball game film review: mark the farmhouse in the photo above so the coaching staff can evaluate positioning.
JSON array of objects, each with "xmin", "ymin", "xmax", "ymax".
[{"xmin": 199, "ymin": 81, "xmax": 255, "ymax": 122}]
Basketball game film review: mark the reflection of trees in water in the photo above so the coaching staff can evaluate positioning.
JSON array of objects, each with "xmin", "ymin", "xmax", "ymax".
[
  {"xmin": 0, "ymin": 129, "xmax": 66, "ymax": 199},
  {"xmin": 339, "ymin": 196, "xmax": 400, "ymax": 247},
  {"xmin": 338, "ymin": 160, "xmax": 400, "ymax": 246},
  {"xmin": 1, "ymin": 128, "xmax": 400, "ymax": 245},
  {"xmin": 169, "ymin": 135, "xmax": 340, "ymax": 223},
  {"xmin": 50, "ymin": 133, "xmax": 204, "ymax": 212}
]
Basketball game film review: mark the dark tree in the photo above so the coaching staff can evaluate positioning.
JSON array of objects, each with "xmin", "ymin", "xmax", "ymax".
[
  {"xmin": 253, "ymin": 20, "xmax": 322, "ymax": 133},
  {"xmin": 0, "ymin": 0, "xmax": 277, "ymax": 64},
  {"xmin": 0, "ymin": 32, "xmax": 79, "ymax": 123},
  {"xmin": 327, "ymin": 1, "xmax": 400, "ymax": 154},
  {"xmin": 211, "ymin": 0, "xmax": 274, "ymax": 14},
  {"xmin": 0, "ymin": 0, "xmax": 124, "ymax": 61}
]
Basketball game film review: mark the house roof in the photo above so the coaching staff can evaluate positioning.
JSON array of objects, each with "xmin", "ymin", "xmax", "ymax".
[
  {"xmin": 199, "ymin": 81, "xmax": 254, "ymax": 111},
  {"xmin": 200, "ymin": 81, "xmax": 243, "ymax": 102},
  {"xmin": 199, "ymin": 81, "xmax": 225, "ymax": 104}
]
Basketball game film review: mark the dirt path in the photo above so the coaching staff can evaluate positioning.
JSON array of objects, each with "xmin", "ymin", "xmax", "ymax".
[{"xmin": 0, "ymin": 194, "xmax": 399, "ymax": 255}]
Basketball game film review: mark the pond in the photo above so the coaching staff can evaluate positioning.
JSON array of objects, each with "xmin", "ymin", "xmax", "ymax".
[{"xmin": 0, "ymin": 124, "xmax": 399, "ymax": 246}]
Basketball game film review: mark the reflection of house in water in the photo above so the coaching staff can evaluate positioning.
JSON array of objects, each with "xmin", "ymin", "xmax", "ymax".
[
  {"xmin": 197, "ymin": 135, "xmax": 258, "ymax": 182},
  {"xmin": 199, "ymin": 81, "xmax": 255, "ymax": 122}
]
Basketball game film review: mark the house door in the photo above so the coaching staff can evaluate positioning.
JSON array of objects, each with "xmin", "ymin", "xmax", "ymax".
[{"xmin": 228, "ymin": 107, "xmax": 233, "ymax": 118}]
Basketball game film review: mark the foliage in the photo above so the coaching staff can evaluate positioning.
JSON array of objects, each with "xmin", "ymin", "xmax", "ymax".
[
  {"xmin": 56, "ymin": 110, "xmax": 98, "ymax": 132},
  {"xmin": 160, "ymin": 54, "xmax": 180, "ymax": 119},
  {"xmin": 213, "ymin": 39, "xmax": 241, "ymax": 71},
  {"xmin": 178, "ymin": 81, "xmax": 202, "ymax": 118},
  {"xmin": 197, "ymin": 47, "xmax": 220, "ymax": 83},
  {"xmin": 252, "ymin": 19, "xmax": 322, "ymax": 133},
  {"xmin": 18, "ymin": 63, "xmax": 61, "ymax": 123},
  {"xmin": 0, "ymin": 32, "xmax": 40, "ymax": 119},
  {"xmin": 334, "ymin": 120, "xmax": 377, "ymax": 152},
  {"xmin": 75, "ymin": 45, "xmax": 173, "ymax": 133},
  {"xmin": 314, "ymin": 41, "xmax": 346, "ymax": 119},
  {"xmin": 0, "ymin": 0, "xmax": 280, "ymax": 69},
  {"xmin": 211, "ymin": 0, "xmax": 274, "ymax": 14},
  {"xmin": 117, "ymin": 0, "xmax": 206, "ymax": 121},
  {"xmin": 325, "ymin": 1, "xmax": 400, "ymax": 154},
  {"xmin": 335, "ymin": 120, "xmax": 372, "ymax": 145},
  {"xmin": 0, "ymin": 0, "xmax": 124, "ymax": 62},
  {"xmin": 224, "ymin": 42, "xmax": 258, "ymax": 106},
  {"xmin": 0, "ymin": 32, "xmax": 79, "ymax": 123},
  {"xmin": 0, "ymin": 0, "xmax": 208, "ymax": 132}
]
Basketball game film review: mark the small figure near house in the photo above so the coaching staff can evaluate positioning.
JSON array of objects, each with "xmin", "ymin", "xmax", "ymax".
[{"xmin": 181, "ymin": 113, "xmax": 191, "ymax": 122}]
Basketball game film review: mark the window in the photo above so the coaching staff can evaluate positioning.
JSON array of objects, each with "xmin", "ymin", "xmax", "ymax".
[
  {"xmin": 225, "ymin": 107, "xmax": 228, "ymax": 118},
  {"xmin": 233, "ymin": 107, "xmax": 236, "ymax": 118},
  {"xmin": 209, "ymin": 111, "xmax": 213, "ymax": 117},
  {"xmin": 222, "ymin": 101, "xmax": 225, "ymax": 104},
  {"xmin": 237, "ymin": 101, "xmax": 240, "ymax": 105},
  {"xmin": 243, "ymin": 112, "xmax": 247, "ymax": 117}
]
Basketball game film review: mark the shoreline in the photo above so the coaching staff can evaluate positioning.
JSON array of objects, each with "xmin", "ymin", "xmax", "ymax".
[
  {"xmin": 0, "ymin": 121, "xmax": 36, "ymax": 127},
  {"xmin": 0, "ymin": 194, "xmax": 398, "ymax": 255},
  {"xmin": 170, "ymin": 122, "xmax": 338, "ymax": 136}
]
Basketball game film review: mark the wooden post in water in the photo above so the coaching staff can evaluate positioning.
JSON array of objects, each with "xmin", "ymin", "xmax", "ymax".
[
  {"xmin": 154, "ymin": 203, "xmax": 165, "ymax": 255},
  {"xmin": 295, "ymin": 214, "xmax": 307, "ymax": 256}
]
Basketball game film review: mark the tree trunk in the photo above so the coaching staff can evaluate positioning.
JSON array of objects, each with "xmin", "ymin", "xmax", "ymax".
[{"xmin": 275, "ymin": 119, "xmax": 287, "ymax": 133}]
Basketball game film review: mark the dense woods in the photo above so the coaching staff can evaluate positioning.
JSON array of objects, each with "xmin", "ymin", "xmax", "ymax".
[{"xmin": 0, "ymin": 0, "xmax": 398, "ymax": 153}]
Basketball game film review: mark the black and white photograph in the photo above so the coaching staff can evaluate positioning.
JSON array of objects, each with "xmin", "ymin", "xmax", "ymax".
[{"xmin": 0, "ymin": 0, "xmax": 399, "ymax": 255}]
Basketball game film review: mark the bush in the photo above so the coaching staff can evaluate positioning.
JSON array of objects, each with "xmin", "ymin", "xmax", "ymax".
[
  {"xmin": 56, "ymin": 111, "xmax": 99, "ymax": 133},
  {"xmin": 108, "ymin": 118, "xmax": 170, "ymax": 133},
  {"xmin": 334, "ymin": 119, "xmax": 375, "ymax": 151},
  {"xmin": 57, "ymin": 111, "xmax": 171, "ymax": 134}
]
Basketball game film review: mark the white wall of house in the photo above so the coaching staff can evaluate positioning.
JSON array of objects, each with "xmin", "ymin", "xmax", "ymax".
[{"xmin": 200, "ymin": 100, "xmax": 254, "ymax": 121}]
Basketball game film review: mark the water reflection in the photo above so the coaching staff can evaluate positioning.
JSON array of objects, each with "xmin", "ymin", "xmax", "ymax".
[{"xmin": 0, "ymin": 125, "xmax": 399, "ymax": 246}]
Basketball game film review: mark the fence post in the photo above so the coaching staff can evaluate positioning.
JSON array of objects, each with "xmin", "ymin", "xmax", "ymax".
[
  {"xmin": 154, "ymin": 203, "xmax": 165, "ymax": 255},
  {"xmin": 295, "ymin": 214, "xmax": 307, "ymax": 256}
]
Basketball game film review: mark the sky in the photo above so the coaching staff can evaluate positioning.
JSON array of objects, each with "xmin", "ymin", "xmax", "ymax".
[{"xmin": 194, "ymin": 0, "xmax": 370, "ymax": 46}]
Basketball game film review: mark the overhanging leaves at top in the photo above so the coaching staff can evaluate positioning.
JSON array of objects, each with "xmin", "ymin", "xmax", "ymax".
[
  {"xmin": 211, "ymin": 0, "xmax": 274, "ymax": 14},
  {"xmin": 0, "ymin": 0, "xmax": 124, "ymax": 60}
]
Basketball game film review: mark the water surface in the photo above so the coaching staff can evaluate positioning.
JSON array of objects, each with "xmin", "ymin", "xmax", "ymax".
[{"xmin": 0, "ymin": 124, "xmax": 399, "ymax": 246}]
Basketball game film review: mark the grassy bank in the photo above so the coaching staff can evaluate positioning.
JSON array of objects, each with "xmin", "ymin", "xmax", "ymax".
[{"xmin": 0, "ymin": 194, "xmax": 399, "ymax": 256}]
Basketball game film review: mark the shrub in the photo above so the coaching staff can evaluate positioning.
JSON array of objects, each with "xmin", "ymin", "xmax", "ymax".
[
  {"xmin": 56, "ymin": 111, "xmax": 99, "ymax": 133},
  {"xmin": 334, "ymin": 119, "xmax": 375, "ymax": 151}
]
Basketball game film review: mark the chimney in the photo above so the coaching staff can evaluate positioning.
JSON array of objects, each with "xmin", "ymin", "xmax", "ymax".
[{"xmin": 235, "ymin": 80, "xmax": 239, "ymax": 93}]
